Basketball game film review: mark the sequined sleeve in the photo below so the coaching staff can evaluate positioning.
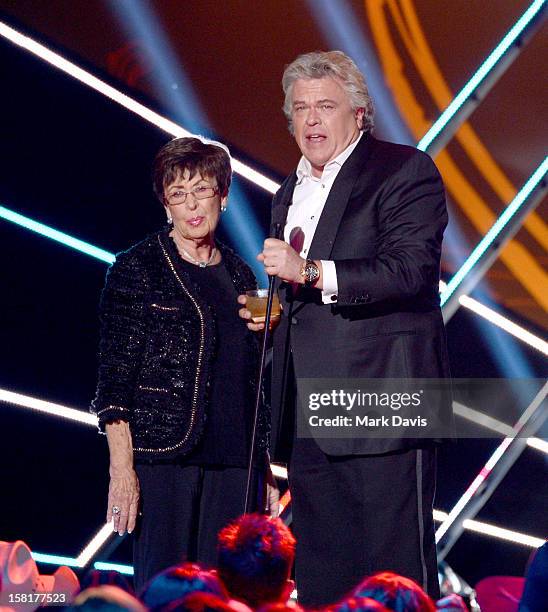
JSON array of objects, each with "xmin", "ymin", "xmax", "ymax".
[{"xmin": 90, "ymin": 251, "xmax": 149, "ymax": 432}]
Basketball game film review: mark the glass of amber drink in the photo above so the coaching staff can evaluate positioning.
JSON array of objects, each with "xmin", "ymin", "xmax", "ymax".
[{"xmin": 245, "ymin": 289, "xmax": 281, "ymax": 325}]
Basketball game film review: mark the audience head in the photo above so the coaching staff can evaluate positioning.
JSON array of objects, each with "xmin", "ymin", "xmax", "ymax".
[
  {"xmin": 68, "ymin": 585, "xmax": 146, "ymax": 612},
  {"xmin": 217, "ymin": 513, "xmax": 296, "ymax": 608},
  {"xmin": 79, "ymin": 569, "xmax": 134, "ymax": 595},
  {"xmin": 140, "ymin": 563, "xmax": 228, "ymax": 611},
  {"xmin": 160, "ymin": 592, "xmax": 236, "ymax": 612},
  {"xmin": 326, "ymin": 597, "xmax": 390, "ymax": 612},
  {"xmin": 353, "ymin": 572, "xmax": 435, "ymax": 612}
]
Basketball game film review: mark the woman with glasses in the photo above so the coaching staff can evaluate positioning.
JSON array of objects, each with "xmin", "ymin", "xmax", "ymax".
[{"xmin": 91, "ymin": 137, "xmax": 268, "ymax": 591}]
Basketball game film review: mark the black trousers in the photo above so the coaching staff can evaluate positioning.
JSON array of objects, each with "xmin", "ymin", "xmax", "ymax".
[
  {"xmin": 133, "ymin": 463, "xmax": 250, "ymax": 593},
  {"xmin": 289, "ymin": 436, "xmax": 439, "ymax": 607}
]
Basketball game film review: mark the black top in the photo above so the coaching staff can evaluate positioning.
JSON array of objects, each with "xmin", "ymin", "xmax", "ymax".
[
  {"xmin": 91, "ymin": 229, "xmax": 267, "ymax": 462},
  {"xmin": 180, "ymin": 257, "xmax": 253, "ymax": 467}
]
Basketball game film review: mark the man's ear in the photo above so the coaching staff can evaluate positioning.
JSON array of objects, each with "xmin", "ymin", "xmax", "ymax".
[{"xmin": 356, "ymin": 107, "xmax": 365, "ymax": 129}]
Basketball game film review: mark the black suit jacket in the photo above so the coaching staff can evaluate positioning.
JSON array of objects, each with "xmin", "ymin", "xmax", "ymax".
[{"xmin": 270, "ymin": 134, "xmax": 452, "ymax": 459}]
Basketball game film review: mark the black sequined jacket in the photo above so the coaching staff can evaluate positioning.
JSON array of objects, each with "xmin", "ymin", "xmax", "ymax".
[{"xmin": 90, "ymin": 227, "xmax": 268, "ymax": 462}]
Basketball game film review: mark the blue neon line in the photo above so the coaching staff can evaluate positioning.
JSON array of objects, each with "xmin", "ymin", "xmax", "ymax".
[
  {"xmin": 32, "ymin": 552, "xmax": 80, "ymax": 567},
  {"xmin": 418, "ymin": 0, "xmax": 546, "ymax": 152},
  {"xmin": 441, "ymin": 157, "xmax": 548, "ymax": 306},
  {"xmin": 94, "ymin": 561, "xmax": 134, "ymax": 575},
  {"xmin": 0, "ymin": 205, "xmax": 115, "ymax": 263}
]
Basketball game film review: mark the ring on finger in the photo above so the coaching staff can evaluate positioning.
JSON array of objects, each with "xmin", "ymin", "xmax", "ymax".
[{"xmin": 112, "ymin": 506, "xmax": 121, "ymax": 515}]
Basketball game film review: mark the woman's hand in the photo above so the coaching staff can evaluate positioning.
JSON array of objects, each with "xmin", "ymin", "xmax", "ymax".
[
  {"xmin": 105, "ymin": 419, "xmax": 139, "ymax": 535},
  {"xmin": 107, "ymin": 466, "xmax": 140, "ymax": 535},
  {"xmin": 237, "ymin": 294, "xmax": 266, "ymax": 332}
]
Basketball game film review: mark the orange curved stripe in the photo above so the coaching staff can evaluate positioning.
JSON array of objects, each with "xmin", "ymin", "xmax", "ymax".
[{"xmin": 367, "ymin": 0, "xmax": 547, "ymax": 312}]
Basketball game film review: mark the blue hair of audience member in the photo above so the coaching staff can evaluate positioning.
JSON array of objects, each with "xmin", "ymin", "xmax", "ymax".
[
  {"xmin": 352, "ymin": 572, "xmax": 435, "ymax": 612},
  {"xmin": 140, "ymin": 563, "xmax": 228, "ymax": 610}
]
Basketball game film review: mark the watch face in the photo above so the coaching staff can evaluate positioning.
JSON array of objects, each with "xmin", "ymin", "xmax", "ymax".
[{"xmin": 305, "ymin": 262, "xmax": 320, "ymax": 283}]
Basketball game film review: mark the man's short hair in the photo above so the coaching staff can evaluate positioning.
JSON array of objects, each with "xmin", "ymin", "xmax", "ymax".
[
  {"xmin": 217, "ymin": 513, "xmax": 296, "ymax": 608},
  {"xmin": 152, "ymin": 137, "xmax": 232, "ymax": 204},
  {"xmin": 282, "ymin": 50, "xmax": 375, "ymax": 135}
]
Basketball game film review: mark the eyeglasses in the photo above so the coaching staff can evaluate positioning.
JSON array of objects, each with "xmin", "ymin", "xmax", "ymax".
[{"xmin": 165, "ymin": 186, "xmax": 219, "ymax": 206}]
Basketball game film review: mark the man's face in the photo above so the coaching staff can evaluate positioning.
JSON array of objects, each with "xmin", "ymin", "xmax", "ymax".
[{"xmin": 291, "ymin": 77, "xmax": 364, "ymax": 178}]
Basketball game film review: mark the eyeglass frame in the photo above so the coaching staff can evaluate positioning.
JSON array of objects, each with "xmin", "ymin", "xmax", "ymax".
[{"xmin": 164, "ymin": 185, "xmax": 220, "ymax": 207}]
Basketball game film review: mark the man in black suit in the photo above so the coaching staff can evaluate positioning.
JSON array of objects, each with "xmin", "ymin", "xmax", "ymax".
[{"xmin": 239, "ymin": 50, "xmax": 451, "ymax": 606}]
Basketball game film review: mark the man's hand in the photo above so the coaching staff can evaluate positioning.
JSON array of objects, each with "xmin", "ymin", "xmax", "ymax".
[
  {"xmin": 265, "ymin": 466, "xmax": 280, "ymax": 517},
  {"xmin": 258, "ymin": 238, "xmax": 304, "ymax": 283}
]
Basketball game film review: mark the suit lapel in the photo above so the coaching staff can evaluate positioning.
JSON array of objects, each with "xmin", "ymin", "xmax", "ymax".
[{"xmin": 308, "ymin": 133, "xmax": 376, "ymax": 261}]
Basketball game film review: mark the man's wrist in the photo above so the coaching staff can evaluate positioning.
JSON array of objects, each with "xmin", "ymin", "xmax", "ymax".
[{"xmin": 298, "ymin": 259, "xmax": 322, "ymax": 287}]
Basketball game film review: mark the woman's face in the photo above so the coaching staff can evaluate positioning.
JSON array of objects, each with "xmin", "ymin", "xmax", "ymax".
[{"xmin": 164, "ymin": 169, "xmax": 227, "ymax": 242}]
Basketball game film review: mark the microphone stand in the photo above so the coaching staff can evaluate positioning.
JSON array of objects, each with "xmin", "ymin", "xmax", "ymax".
[{"xmin": 244, "ymin": 223, "xmax": 283, "ymax": 514}]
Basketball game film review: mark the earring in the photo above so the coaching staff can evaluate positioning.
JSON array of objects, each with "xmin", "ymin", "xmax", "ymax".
[
  {"xmin": 220, "ymin": 205, "xmax": 227, "ymax": 213},
  {"xmin": 167, "ymin": 216, "xmax": 173, "ymax": 224}
]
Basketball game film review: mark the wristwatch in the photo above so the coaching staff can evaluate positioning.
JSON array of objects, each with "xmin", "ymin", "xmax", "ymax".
[{"xmin": 300, "ymin": 259, "xmax": 320, "ymax": 287}]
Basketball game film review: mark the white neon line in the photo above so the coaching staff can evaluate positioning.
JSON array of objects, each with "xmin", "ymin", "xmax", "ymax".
[
  {"xmin": 459, "ymin": 295, "xmax": 548, "ymax": 355},
  {"xmin": 76, "ymin": 522, "xmax": 116, "ymax": 567},
  {"xmin": 462, "ymin": 519, "xmax": 546, "ymax": 548},
  {"xmin": 270, "ymin": 464, "xmax": 288, "ymax": 479},
  {"xmin": 453, "ymin": 401, "xmax": 548, "ymax": 455},
  {"xmin": 438, "ymin": 281, "xmax": 548, "ymax": 356},
  {"xmin": 0, "ymin": 21, "xmax": 279, "ymax": 195},
  {"xmin": 433, "ymin": 510, "xmax": 545, "ymax": 548},
  {"xmin": 0, "ymin": 388, "xmax": 98, "ymax": 426}
]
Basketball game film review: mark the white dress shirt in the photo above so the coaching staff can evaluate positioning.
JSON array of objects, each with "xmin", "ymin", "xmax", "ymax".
[{"xmin": 285, "ymin": 132, "xmax": 363, "ymax": 304}]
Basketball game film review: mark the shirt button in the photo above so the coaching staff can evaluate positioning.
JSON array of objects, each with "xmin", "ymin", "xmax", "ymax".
[
  {"xmin": 321, "ymin": 184, "xmax": 326, "ymax": 188},
  {"xmin": 303, "ymin": 249, "xmax": 307, "ymax": 254},
  {"xmin": 311, "ymin": 216, "xmax": 315, "ymax": 220}
]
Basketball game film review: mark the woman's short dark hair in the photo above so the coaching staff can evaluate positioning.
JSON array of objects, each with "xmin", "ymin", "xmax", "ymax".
[{"xmin": 152, "ymin": 137, "xmax": 232, "ymax": 203}]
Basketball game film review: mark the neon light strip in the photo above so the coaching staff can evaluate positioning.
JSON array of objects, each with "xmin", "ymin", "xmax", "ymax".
[
  {"xmin": 436, "ymin": 382, "xmax": 548, "ymax": 542},
  {"xmin": 0, "ymin": 388, "xmax": 98, "ymax": 426},
  {"xmin": 0, "ymin": 205, "xmax": 115, "ymax": 263},
  {"xmin": 76, "ymin": 523, "xmax": 117, "ymax": 567},
  {"xmin": 0, "ymin": 22, "xmax": 279, "ymax": 195},
  {"xmin": 3, "ymin": 386, "xmax": 546, "ymax": 455},
  {"xmin": 454, "ymin": 401, "xmax": 548, "ymax": 455},
  {"xmin": 32, "ymin": 552, "xmax": 80, "ymax": 567},
  {"xmin": 418, "ymin": 0, "xmax": 546, "ymax": 151},
  {"xmin": 270, "ymin": 464, "xmax": 288, "ymax": 479},
  {"xmin": 438, "ymin": 281, "xmax": 548, "ymax": 356},
  {"xmin": 94, "ymin": 561, "xmax": 134, "ymax": 575},
  {"xmin": 432, "ymin": 511, "xmax": 545, "ymax": 548},
  {"xmin": 441, "ymin": 158, "xmax": 548, "ymax": 305}
]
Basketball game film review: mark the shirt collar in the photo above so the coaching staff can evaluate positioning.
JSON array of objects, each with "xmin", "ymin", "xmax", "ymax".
[{"xmin": 296, "ymin": 131, "xmax": 364, "ymax": 183}]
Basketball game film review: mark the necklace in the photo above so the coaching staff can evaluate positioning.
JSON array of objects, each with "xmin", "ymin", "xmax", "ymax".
[
  {"xmin": 179, "ymin": 245, "xmax": 217, "ymax": 267},
  {"xmin": 172, "ymin": 234, "xmax": 217, "ymax": 268}
]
